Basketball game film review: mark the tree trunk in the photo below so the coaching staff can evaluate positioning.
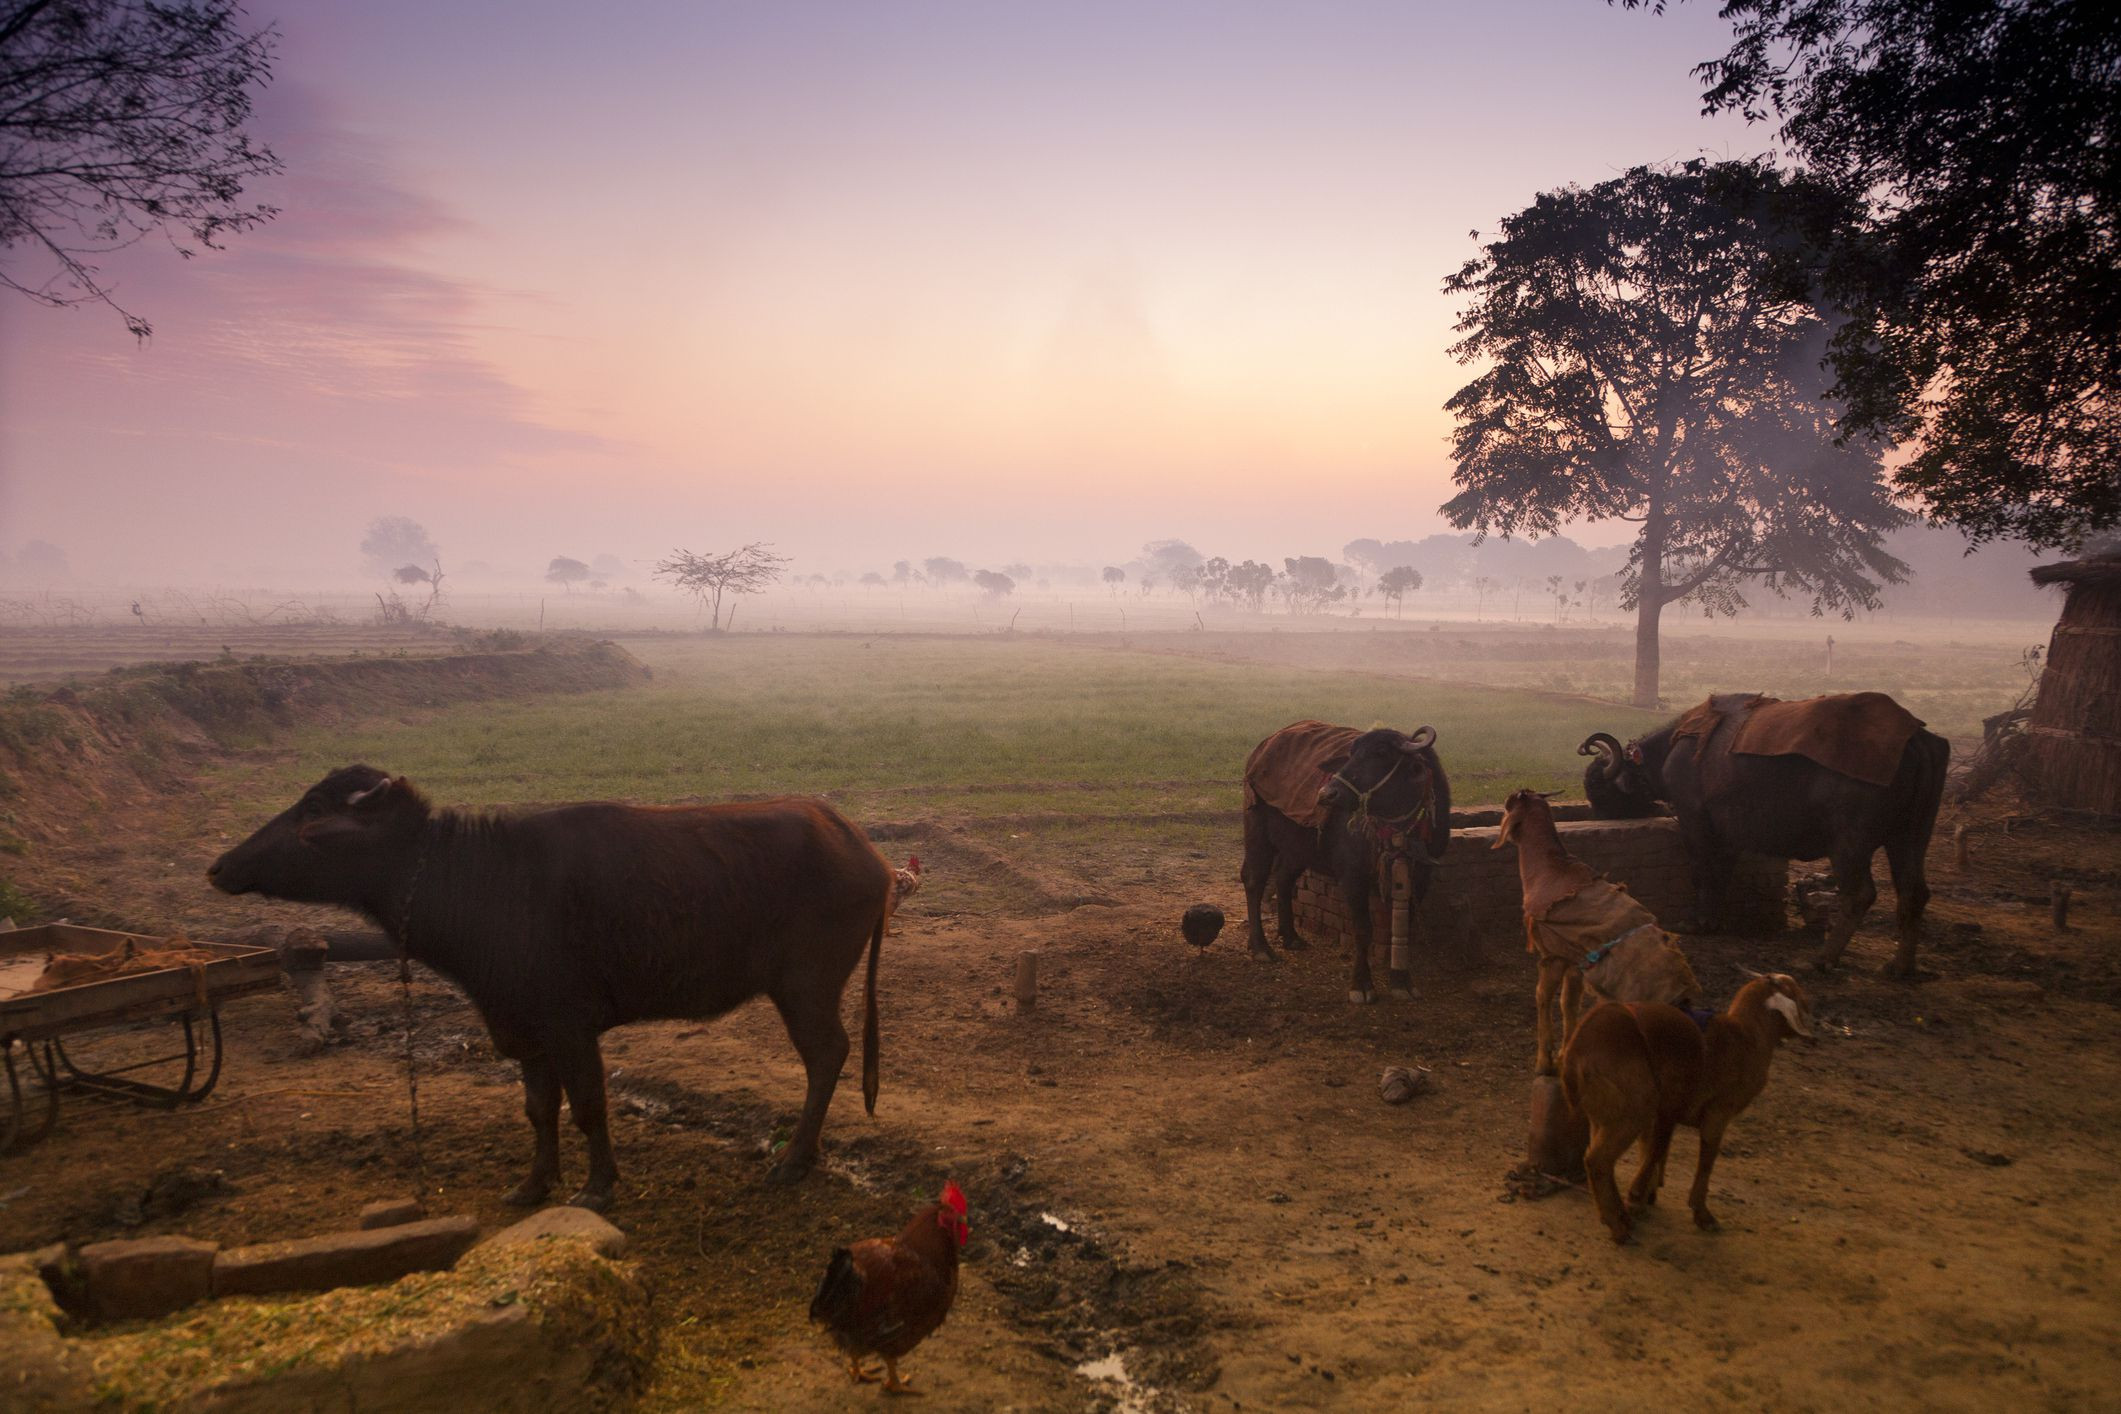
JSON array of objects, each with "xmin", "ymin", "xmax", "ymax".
[{"xmin": 1633, "ymin": 512, "xmax": 1667, "ymax": 709}]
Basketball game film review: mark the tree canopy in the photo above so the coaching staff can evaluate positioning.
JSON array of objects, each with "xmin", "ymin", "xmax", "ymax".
[
  {"xmin": 1623, "ymin": 0, "xmax": 2121, "ymax": 548},
  {"xmin": 1442, "ymin": 157, "xmax": 1907, "ymax": 706},
  {"xmin": 359, "ymin": 516, "xmax": 436, "ymax": 578},
  {"xmin": 655, "ymin": 542, "xmax": 788, "ymax": 630},
  {"xmin": 0, "ymin": 0, "xmax": 283, "ymax": 337}
]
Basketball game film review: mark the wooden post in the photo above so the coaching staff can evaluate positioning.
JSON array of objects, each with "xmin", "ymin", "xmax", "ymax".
[
  {"xmin": 1953, "ymin": 823, "xmax": 1970, "ymax": 871},
  {"xmin": 1014, "ymin": 951, "xmax": 1039, "ymax": 1010},
  {"xmin": 2051, "ymin": 882, "xmax": 2073, "ymax": 932}
]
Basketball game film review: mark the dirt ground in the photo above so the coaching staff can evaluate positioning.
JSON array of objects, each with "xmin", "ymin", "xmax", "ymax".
[{"xmin": 4, "ymin": 777, "xmax": 2118, "ymax": 1411}]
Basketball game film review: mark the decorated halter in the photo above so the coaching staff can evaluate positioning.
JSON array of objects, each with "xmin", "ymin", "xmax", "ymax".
[{"xmin": 1331, "ymin": 748, "xmax": 1441, "ymax": 861}]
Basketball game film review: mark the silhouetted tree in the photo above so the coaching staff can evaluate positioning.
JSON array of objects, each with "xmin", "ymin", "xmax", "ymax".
[
  {"xmin": 922, "ymin": 556, "xmax": 968, "ymax": 585},
  {"xmin": 859, "ymin": 571, "xmax": 886, "ymax": 587},
  {"xmin": 1623, "ymin": 0, "xmax": 2121, "ymax": 548},
  {"xmin": 360, "ymin": 516, "xmax": 437, "ymax": 577},
  {"xmin": 0, "ymin": 0, "xmax": 282, "ymax": 337},
  {"xmin": 544, "ymin": 556, "xmax": 590, "ymax": 592},
  {"xmin": 1443, "ymin": 158, "xmax": 1906, "ymax": 706},
  {"xmin": 655, "ymin": 542, "xmax": 788, "ymax": 629},
  {"xmin": 974, "ymin": 569, "xmax": 1015, "ymax": 598},
  {"xmin": 1378, "ymin": 565, "xmax": 1423, "ymax": 617},
  {"xmin": 1102, "ymin": 565, "xmax": 1126, "ymax": 594},
  {"xmin": 1227, "ymin": 559, "xmax": 1275, "ymax": 611}
]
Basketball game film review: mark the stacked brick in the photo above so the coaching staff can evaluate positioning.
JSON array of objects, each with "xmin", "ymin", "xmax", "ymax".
[{"xmin": 1291, "ymin": 815, "xmax": 1786, "ymax": 962}]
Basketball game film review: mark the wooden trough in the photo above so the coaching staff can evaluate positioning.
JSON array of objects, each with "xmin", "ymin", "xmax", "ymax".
[
  {"xmin": 1291, "ymin": 808, "xmax": 1787, "ymax": 962},
  {"xmin": 0, "ymin": 924, "xmax": 280, "ymax": 1153}
]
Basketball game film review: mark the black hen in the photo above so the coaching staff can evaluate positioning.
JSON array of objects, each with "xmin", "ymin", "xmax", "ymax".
[{"xmin": 1181, "ymin": 903, "xmax": 1225, "ymax": 949}]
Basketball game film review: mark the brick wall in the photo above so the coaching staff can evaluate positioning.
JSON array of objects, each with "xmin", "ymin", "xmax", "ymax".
[{"xmin": 1291, "ymin": 815, "xmax": 1786, "ymax": 963}]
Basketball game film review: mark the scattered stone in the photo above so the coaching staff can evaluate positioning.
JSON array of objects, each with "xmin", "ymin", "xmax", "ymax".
[
  {"xmin": 359, "ymin": 1197, "xmax": 427, "ymax": 1230},
  {"xmin": 213, "ymin": 1216, "xmax": 480, "ymax": 1298},
  {"xmin": 78, "ymin": 1235, "xmax": 219, "ymax": 1322},
  {"xmin": 1963, "ymin": 1148, "xmax": 2013, "ymax": 1168},
  {"xmin": 480, "ymin": 1206, "xmax": 627, "ymax": 1260},
  {"xmin": 1379, "ymin": 1065, "xmax": 1431, "ymax": 1105}
]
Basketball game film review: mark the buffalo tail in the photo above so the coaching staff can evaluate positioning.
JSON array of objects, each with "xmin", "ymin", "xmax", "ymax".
[{"xmin": 862, "ymin": 911, "xmax": 884, "ymax": 1114}]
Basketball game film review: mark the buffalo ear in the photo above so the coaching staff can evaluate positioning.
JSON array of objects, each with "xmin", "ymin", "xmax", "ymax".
[{"xmin": 298, "ymin": 816, "xmax": 367, "ymax": 846}]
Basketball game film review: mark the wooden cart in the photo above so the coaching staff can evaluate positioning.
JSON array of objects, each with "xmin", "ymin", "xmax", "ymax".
[{"xmin": 0, "ymin": 924, "xmax": 281, "ymax": 1153}]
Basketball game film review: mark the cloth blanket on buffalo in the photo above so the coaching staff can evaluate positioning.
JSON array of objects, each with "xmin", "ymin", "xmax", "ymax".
[
  {"xmin": 1242, "ymin": 720, "xmax": 1365, "ymax": 829},
  {"xmin": 1668, "ymin": 695, "xmax": 1750, "ymax": 749},
  {"xmin": 1730, "ymin": 692, "xmax": 1925, "ymax": 788}
]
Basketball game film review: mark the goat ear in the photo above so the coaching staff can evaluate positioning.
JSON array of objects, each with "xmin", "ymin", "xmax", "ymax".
[
  {"xmin": 347, "ymin": 776, "xmax": 395, "ymax": 807},
  {"xmin": 1765, "ymin": 990, "xmax": 1814, "ymax": 1039},
  {"xmin": 1492, "ymin": 811, "xmax": 1516, "ymax": 849}
]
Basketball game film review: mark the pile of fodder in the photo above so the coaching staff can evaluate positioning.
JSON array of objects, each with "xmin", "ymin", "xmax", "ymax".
[{"xmin": 0, "ymin": 638, "xmax": 650, "ymax": 848}]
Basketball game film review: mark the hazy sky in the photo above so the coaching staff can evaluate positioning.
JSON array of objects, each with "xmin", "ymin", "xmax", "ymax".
[{"xmin": 0, "ymin": 0, "xmax": 1765, "ymax": 584}]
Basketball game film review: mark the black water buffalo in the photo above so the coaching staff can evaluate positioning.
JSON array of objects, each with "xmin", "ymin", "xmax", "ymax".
[
  {"xmin": 209, "ymin": 765, "xmax": 894, "ymax": 1210},
  {"xmin": 1241, "ymin": 723, "xmax": 1451, "ymax": 1002},
  {"xmin": 1579, "ymin": 693, "xmax": 1949, "ymax": 975}
]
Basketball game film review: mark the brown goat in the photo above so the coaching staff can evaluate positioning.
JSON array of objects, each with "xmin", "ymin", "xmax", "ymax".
[
  {"xmin": 1561, "ymin": 974, "xmax": 1816, "ymax": 1244},
  {"xmin": 1496, "ymin": 789, "xmax": 1701, "ymax": 1074}
]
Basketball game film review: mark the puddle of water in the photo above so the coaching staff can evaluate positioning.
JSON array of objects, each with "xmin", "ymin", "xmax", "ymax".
[{"xmin": 1075, "ymin": 1350, "xmax": 1155, "ymax": 1414}]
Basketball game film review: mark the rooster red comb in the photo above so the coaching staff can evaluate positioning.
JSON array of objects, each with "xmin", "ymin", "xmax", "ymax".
[
  {"xmin": 940, "ymin": 1180, "xmax": 967, "ymax": 1216},
  {"xmin": 907, "ymin": 855, "xmax": 922, "ymax": 872}
]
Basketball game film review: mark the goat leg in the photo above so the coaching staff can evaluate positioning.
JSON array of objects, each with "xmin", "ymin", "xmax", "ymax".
[{"xmin": 1688, "ymin": 1113, "xmax": 1733, "ymax": 1231}]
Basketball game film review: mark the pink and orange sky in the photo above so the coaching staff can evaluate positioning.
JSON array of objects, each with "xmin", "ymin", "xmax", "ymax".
[{"xmin": 1, "ymin": 0, "xmax": 1762, "ymax": 585}]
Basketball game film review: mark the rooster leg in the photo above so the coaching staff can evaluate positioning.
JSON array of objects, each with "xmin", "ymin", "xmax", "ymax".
[
  {"xmin": 882, "ymin": 1358, "xmax": 918, "ymax": 1393},
  {"xmin": 847, "ymin": 1355, "xmax": 882, "ymax": 1384}
]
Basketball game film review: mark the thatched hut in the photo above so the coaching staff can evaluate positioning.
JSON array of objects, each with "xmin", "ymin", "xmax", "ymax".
[{"xmin": 2025, "ymin": 551, "xmax": 2121, "ymax": 815}]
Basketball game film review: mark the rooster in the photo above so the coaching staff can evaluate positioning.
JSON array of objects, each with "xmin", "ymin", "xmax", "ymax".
[
  {"xmin": 1181, "ymin": 903, "xmax": 1225, "ymax": 950},
  {"xmin": 810, "ymin": 1181, "xmax": 969, "ymax": 1393},
  {"xmin": 891, "ymin": 855, "xmax": 923, "ymax": 907}
]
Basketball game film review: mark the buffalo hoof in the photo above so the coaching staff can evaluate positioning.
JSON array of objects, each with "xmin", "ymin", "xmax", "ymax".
[
  {"xmin": 566, "ymin": 1187, "xmax": 614, "ymax": 1213},
  {"xmin": 1348, "ymin": 989, "xmax": 1375, "ymax": 1005},
  {"xmin": 1607, "ymin": 1224, "xmax": 1632, "ymax": 1246},
  {"xmin": 1280, "ymin": 936, "xmax": 1310, "ymax": 952},
  {"xmin": 1693, "ymin": 1208, "xmax": 1719, "ymax": 1232},
  {"xmin": 1810, "ymin": 956, "xmax": 1844, "ymax": 975},
  {"xmin": 767, "ymin": 1152, "xmax": 818, "ymax": 1186},
  {"xmin": 1883, "ymin": 954, "xmax": 1918, "ymax": 979},
  {"xmin": 504, "ymin": 1178, "xmax": 553, "ymax": 1208},
  {"xmin": 1248, "ymin": 944, "xmax": 1277, "ymax": 962},
  {"xmin": 1387, "ymin": 970, "xmax": 1414, "ymax": 1000}
]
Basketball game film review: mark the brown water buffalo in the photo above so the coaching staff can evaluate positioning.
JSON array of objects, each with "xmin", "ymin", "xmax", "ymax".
[
  {"xmin": 1580, "ymin": 692, "xmax": 1949, "ymax": 974},
  {"xmin": 209, "ymin": 765, "xmax": 894, "ymax": 1210},
  {"xmin": 1240, "ymin": 722, "xmax": 1451, "ymax": 1002}
]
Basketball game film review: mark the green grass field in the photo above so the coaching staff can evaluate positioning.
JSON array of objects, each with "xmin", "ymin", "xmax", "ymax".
[{"xmin": 225, "ymin": 635, "xmax": 1667, "ymax": 826}]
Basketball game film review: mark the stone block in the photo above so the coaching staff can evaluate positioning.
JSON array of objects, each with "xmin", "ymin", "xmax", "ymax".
[
  {"xmin": 213, "ymin": 1216, "xmax": 479, "ymax": 1298},
  {"xmin": 360, "ymin": 1197, "xmax": 428, "ymax": 1230},
  {"xmin": 479, "ymin": 1205, "xmax": 628, "ymax": 1259},
  {"xmin": 78, "ymin": 1235, "xmax": 218, "ymax": 1322}
]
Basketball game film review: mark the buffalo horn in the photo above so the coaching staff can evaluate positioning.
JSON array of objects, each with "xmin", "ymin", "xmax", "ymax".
[
  {"xmin": 347, "ymin": 777, "xmax": 395, "ymax": 806},
  {"xmin": 1402, "ymin": 725, "xmax": 1437, "ymax": 753},
  {"xmin": 1577, "ymin": 732, "xmax": 1623, "ymax": 760}
]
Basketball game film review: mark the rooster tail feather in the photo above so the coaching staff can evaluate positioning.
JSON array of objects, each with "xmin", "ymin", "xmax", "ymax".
[{"xmin": 810, "ymin": 1246, "xmax": 862, "ymax": 1326}]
